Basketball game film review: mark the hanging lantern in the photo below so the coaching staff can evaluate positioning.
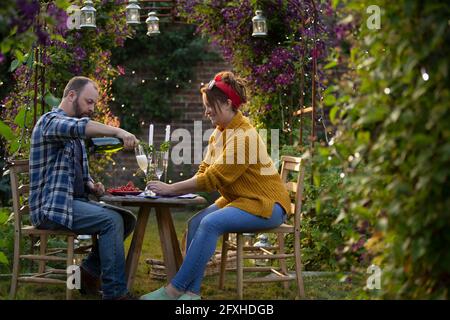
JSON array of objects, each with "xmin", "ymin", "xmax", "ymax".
[
  {"xmin": 145, "ymin": 11, "xmax": 160, "ymax": 36},
  {"xmin": 252, "ymin": 10, "xmax": 267, "ymax": 37},
  {"xmin": 80, "ymin": 0, "xmax": 96, "ymax": 28},
  {"xmin": 126, "ymin": 0, "xmax": 141, "ymax": 25}
]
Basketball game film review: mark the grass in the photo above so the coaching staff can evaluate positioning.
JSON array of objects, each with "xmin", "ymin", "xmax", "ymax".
[{"xmin": 0, "ymin": 207, "xmax": 376, "ymax": 300}]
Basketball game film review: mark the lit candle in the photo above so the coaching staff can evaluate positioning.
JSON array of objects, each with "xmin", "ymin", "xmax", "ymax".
[
  {"xmin": 148, "ymin": 124, "xmax": 153, "ymax": 146},
  {"xmin": 164, "ymin": 125, "xmax": 170, "ymax": 161},
  {"xmin": 165, "ymin": 125, "xmax": 170, "ymax": 142}
]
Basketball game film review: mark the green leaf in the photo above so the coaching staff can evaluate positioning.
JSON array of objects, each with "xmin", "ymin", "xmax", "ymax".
[
  {"xmin": 0, "ymin": 252, "xmax": 8, "ymax": 265},
  {"xmin": 0, "ymin": 210, "xmax": 8, "ymax": 224},
  {"xmin": 26, "ymin": 51, "xmax": 34, "ymax": 69},
  {"xmin": 324, "ymin": 60, "xmax": 337, "ymax": 70},
  {"xmin": 14, "ymin": 49, "xmax": 24, "ymax": 63},
  {"xmin": 324, "ymin": 94, "xmax": 337, "ymax": 107},
  {"xmin": 0, "ymin": 120, "xmax": 16, "ymax": 141},
  {"xmin": 329, "ymin": 106, "xmax": 340, "ymax": 124},
  {"xmin": 9, "ymin": 59, "xmax": 20, "ymax": 72},
  {"xmin": 44, "ymin": 92, "xmax": 61, "ymax": 108},
  {"xmin": 14, "ymin": 107, "xmax": 27, "ymax": 127}
]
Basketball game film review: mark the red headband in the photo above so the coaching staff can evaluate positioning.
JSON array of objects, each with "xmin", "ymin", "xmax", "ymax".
[{"xmin": 208, "ymin": 75, "xmax": 243, "ymax": 108}]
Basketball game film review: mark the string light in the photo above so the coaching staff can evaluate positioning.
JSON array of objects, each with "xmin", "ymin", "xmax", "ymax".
[
  {"xmin": 421, "ymin": 68, "xmax": 429, "ymax": 81},
  {"xmin": 340, "ymin": 172, "xmax": 345, "ymax": 178},
  {"xmin": 384, "ymin": 88, "xmax": 391, "ymax": 95}
]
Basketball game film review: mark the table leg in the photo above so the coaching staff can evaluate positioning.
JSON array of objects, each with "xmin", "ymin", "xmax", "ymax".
[
  {"xmin": 125, "ymin": 206, "xmax": 150, "ymax": 291},
  {"xmin": 155, "ymin": 207, "xmax": 183, "ymax": 281}
]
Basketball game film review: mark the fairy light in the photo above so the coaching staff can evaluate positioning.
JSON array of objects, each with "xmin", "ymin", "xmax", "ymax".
[
  {"xmin": 355, "ymin": 152, "xmax": 361, "ymax": 158},
  {"xmin": 348, "ymin": 155, "xmax": 354, "ymax": 161},
  {"xmin": 168, "ymin": 180, "xmax": 172, "ymax": 183},
  {"xmin": 340, "ymin": 172, "xmax": 345, "ymax": 178},
  {"xmin": 421, "ymin": 68, "xmax": 429, "ymax": 81},
  {"xmin": 122, "ymin": 167, "xmax": 126, "ymax": 171},
  {"xmin": 111, "ymin": 97, "xmax": 115, "ymax": 101},
  {"xmin": 328, "ymin": 156, "xmax": 332, "ymax": 161},
  {"xmin": 384, "ymin": 88, "xmax": 391, "ymax": 95},
  {"xmin": 165, "ymin": 77, "xmax": 169, "ymax": 81},
  {"xmin": 132, "ymin": 70, "xmax": 135, "ymax": 74},
  {"xmin": 141, "ymin": 79, "xmax": 145, "ymax": 83}
]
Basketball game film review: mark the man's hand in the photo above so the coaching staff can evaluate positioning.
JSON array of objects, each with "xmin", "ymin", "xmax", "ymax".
[
  {"xmin": 87, "ymin": 181, "xmax": 105, "ymax": 197},
  {"xmin": 115, "ymin": 128, "xmax": 139, "ymax": 150},
  {"xmin": 147, "ymin": 181, "xmax": 176, "ymax": 196}
]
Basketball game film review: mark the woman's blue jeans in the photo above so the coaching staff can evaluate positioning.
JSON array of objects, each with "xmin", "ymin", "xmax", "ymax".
[
  {"xmin": 171, "ymin": 203, "xmax": 286, "ymax": 294},
  {"xmin": 38, "ymin": 198, "xmax": 136, "ymax": 299}
]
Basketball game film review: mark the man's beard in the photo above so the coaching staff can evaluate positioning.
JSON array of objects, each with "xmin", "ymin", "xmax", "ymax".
[{"xmin": 73, "ymin": 98, "xmax": 90, "ymax": 118}]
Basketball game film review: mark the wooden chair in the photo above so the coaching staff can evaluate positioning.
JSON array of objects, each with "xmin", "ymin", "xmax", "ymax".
[
  {"xmin": 8, "ymin": 159, "xmax": 92, "ymax": 300},
  {"xmin": 218, "ymin": 155, "xmax": 307, "ymax": 299}
]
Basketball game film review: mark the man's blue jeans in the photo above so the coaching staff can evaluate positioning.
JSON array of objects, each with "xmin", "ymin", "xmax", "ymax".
[
  {"xmin": 38, "ymin": 198, "xmax": 136, "ymax": 299},
  {"xmin": 171, "ymin": 203, "xmax": 286, "ymax": 294}
]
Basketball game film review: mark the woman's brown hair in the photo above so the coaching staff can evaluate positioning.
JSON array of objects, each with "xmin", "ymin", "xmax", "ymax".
[{"xmin": 200, "ymin": 71, "xmax": 247, "ymax": 114}]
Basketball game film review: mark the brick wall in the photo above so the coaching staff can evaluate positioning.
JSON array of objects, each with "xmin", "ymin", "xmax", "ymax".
[{"xmin": 103, "ymin": 58, "xmax": 232, "ymax": 190}]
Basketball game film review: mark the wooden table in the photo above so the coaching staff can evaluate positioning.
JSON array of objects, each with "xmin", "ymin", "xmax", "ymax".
[{"xmin": 99, "ymin": 194, "xmax": 207, "ymax": 290}]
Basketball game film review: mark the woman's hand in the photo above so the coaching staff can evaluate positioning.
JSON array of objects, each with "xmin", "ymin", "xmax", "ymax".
[{"xmin": 147, "ymin": 181, "xmax": 176, "ymax": 196}]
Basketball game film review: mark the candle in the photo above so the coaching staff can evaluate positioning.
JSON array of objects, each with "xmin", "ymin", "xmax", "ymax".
[
  {"xmin": 164, "ymin": 125, "xmax": 170, "ymax": 142},
  {"xmin": 164, "ymin": 125, "xmax": 170, "ymax": 161},
  {"xmin": 148, "ymin": 124, "xmax": 153, "ymax": 146}
]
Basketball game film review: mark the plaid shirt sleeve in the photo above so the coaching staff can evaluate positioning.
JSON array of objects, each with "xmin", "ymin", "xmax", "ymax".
[{"xmin": 41, "ymin": 112, "xmax": 90, "ymax": 142}]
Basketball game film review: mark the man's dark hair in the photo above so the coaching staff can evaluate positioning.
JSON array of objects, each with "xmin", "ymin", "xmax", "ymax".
[{"xmin": 63, "ymin": 76, "xmax": 99, "ymax": 98}]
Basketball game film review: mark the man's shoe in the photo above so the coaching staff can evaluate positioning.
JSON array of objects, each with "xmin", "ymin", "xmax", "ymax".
[
  {"xmin": 79, "ymin": 266, "xmax": 101, "ymax": 296},
  {"xmin": 139, "ymin": 287, "xmax": 178, "ymax": 300}
]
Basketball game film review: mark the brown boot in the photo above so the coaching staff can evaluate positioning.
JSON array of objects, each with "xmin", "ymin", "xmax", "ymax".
[{"xmin": 79, "ymin": 266, "xmax": 101, "ymax": 296}]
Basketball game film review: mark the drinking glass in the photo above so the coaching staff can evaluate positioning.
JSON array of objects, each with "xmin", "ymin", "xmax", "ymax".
[
  {"xmin": 153, "ymin": 151, "xmax": 165, "ymax": 181},
  {"xmin": 135, "ymin": 145, "xmax": 154, "ymax": 196}
]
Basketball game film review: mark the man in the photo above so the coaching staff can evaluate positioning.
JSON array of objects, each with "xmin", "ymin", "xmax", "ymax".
[{"xmin": 29, "ymin": 76, "xmax": 139, "ymax": 300}]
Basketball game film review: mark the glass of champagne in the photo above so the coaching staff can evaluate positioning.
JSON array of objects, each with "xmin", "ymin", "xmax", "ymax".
[{"xmin": 135, "ymin": 145, "xmax": 154, "ymax": 196}]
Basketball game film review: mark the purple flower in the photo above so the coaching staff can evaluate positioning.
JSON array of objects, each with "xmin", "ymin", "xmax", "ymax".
[{"xmin": 73, "ymin": 47, "xmax": 86, "ymax": 60}]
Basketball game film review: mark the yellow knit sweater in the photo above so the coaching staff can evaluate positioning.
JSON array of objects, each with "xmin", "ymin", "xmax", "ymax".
[{"xmin": 196, "ymin": 111, "xmax": 291, "ymax": 218}]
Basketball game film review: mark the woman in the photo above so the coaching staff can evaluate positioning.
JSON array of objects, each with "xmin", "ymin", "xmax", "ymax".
[{"xmin": 141, "ymin": 71, "xmax": 291, "ymax": 300}]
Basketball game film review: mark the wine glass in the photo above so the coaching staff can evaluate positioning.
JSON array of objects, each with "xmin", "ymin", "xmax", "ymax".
[
  {"xmin": 135, "ymin": 145, "xmax": 154, "ymax": 196},
  {"xmin": 153, "ymin": 151, "xmax": 165, "ymax": 181}
]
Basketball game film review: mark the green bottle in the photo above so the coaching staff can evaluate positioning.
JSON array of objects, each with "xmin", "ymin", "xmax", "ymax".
[{"xmin": 87, "ymin": 137, "xmax": 124, "ymax": 154}]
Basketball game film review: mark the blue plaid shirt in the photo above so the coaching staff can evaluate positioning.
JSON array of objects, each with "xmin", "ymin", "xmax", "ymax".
[{"xmin": 30, "ymin": 108, "xmax": 93, "ymax": 228}]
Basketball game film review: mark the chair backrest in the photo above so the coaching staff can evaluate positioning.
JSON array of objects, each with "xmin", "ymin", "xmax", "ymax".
[
  {"xmin": 279, "ymin": 156, "xmax": 307, "ymax": 232},
  {"xmin": 8, "ymin": 159, "xmax": 30, "ymax": 233}
]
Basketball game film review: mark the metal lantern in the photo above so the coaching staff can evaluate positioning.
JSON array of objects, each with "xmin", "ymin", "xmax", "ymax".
[
  {"xmin": 145, "ymin": 11, "xmax": 160, "ymax": 36},
  {"xmin": 80, "ymin": 0, "xmax": 96, "ymax": 28},
  {"xmin": 126, "ymin": 0, "xmax": 141, "ymax": 25},
  {"xmin": 252, "ymin": 10, "xmax": 267, "ymax": 37}
]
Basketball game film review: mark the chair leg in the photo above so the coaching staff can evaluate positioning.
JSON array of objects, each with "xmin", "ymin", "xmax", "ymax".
[
  {"xmin": 218, "ymin": 233, "xmax": 229, "ymax": 290},
  {"xmin": 236, "ymin": 233, "xmax": 244, "ymax": 300},
  {"xmin": 276, "ymin": 233, "xmax": 289, "ymax": 292},
  {"xmin": 294, "ymin": 232, "xmax": 305, "ymax": 299},
  {"xmin": 66, "ymin": 236, "xmax": 75, "ymax": 300},
  {"xmin": 9, "ymin": 231, "xmax": 21, "ymax": 299},
  {"xmin": 38, "ymin": 234, "xmax": 48, "ymax": 274}
]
